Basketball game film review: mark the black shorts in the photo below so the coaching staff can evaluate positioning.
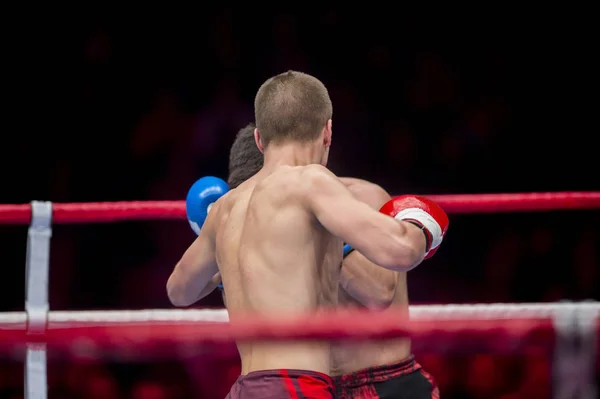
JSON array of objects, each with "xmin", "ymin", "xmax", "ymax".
[{"xmin": 334, "ymin": 356, "xmax": 439, "ymax": 399}]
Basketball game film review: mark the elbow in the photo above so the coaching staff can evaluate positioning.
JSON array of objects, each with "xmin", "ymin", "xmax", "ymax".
[
  {"xmin": 377, "ymin": 238, "xmax": 424, "ymax": 272},
  {"xmin": 168, "ymin": 287, "xmax": 191, "ymax": 307},
  {"xmin": 167, "ymin": 269, "xmax": 190, "ymax": 307},
  {"xmin": 166, "ymin": 280, "xmax": 184, "ymax": 307}
]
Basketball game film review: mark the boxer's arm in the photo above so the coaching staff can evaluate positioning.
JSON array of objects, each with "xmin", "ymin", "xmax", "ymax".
[
  {"xmin": 167, "ymin": 207, "xmax": 219, "ymax": 307},
  {"xmin": 338, "ymin": 178, "xmax": 398, "ymax": 307},
  {"xmin": 195, "ymin": 272, "xmax": 222, "ymax": 301},
  {"xmin": 340, "ymin": 251, "xmax": 398, "ymax": 308},
  {"xmin": 339, "ymin": 178, "xmax": 392, "ymax": 210},
  {"xmin": 306, "ymin": 166, "xmax": 426, "ymax": 272}
]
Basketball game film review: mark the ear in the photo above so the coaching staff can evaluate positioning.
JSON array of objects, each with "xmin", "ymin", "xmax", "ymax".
[
  {"xmin": 323, "ymin": 119, "xmax": 332, "ymax": 148},
  {"xmin": 254, "ymin": 128, "xmax": 265, "ymax": 153}
]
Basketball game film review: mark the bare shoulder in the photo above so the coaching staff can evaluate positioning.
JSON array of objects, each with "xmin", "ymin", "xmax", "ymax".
[
  {"xmin": 300, "ymin": 164, "xmax": 337, "ymax": 181},
  {"xmin": 339, "ymin": 177, "xmax": 385, "ymax": 193},
  {"xmin": 299, "ymin": 164, "xmax": 346, "ymax": 193},
  {"xmin": 339, "ymin": 177, "xmax": 391, "ymax": 210},
  {"xmin": 207, "ymin": 189, "xmax": 234, "ymax": 220}
]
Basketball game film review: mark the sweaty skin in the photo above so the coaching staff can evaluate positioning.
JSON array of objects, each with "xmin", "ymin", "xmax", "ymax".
[{"xmin": 332, "ymin": 178, "xmax": 411, "ymax": 376}]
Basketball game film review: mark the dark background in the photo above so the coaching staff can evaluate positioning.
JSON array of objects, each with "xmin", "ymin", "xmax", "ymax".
[{"xmin": 0, "ymin": 8, "xmax": 597, "ymax": 399}]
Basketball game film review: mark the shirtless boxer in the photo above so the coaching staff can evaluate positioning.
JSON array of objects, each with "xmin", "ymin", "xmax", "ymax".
[
  {"xmin": 221, "ymin": 124, "xmax": 443, "ymax": 398},
  {"xmin": 167, "ymin": 71, "xmax": 446, "ymax": 399}
]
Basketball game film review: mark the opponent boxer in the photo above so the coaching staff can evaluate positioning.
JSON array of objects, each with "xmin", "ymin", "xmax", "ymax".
[
  {"xmin": 222, "ymin": 123, "xmax": 443, "ymax": 398},
  {"xmin": 167, "ymin": 71, "xmax": 447, "ymax": 399}
]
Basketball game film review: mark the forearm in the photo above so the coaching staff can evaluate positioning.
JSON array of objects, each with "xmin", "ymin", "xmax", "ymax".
[
  {"xmin": 195, "ymin": 272, "xmax": 222, "ymax": 301},
  {"xmin": 382, "ymin": 220, "xmax": 427, "ymax": 271},
  {"xmin": 167, "ymin": 262, "xmax": 219, "ymax": 307},
  {"xmin": 307, "ymin": 168, "xmax": 428, "ymax": 271},
  {"xmin": 167, "ymin": 264, "xmax": 196, "ymax": 307},
  {"xmin": 340, "ymin": 251, "xmax": 397, "ymax": 308},
  {"xmin": 349, "ymin": 217, "xmax": 426, "ymax": 272},
  {"xmin": 167, "ymin": 222, "xmax": 219, "ymax": 306}
]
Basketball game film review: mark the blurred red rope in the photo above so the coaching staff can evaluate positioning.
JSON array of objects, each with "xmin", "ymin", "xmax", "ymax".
[
  {"xmin": 1, "ymin": 192, "xmax": 599, "ymax": 224},
  {"xmin": 0, "ymin": 309, "xmax": 559, "ymax": 348}
]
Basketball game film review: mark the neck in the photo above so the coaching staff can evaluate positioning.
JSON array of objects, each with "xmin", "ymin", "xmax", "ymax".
[{"xmin": 262, "ymin": 142, "xmax": 322, "ymax": 168}]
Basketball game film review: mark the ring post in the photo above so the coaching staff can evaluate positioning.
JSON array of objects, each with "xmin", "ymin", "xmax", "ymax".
[
  {"xmin": 25, "ymin": 201, "xmax": 52, "ymax": 399},
  {"xmin": 552, "ymin": 301, "xmax": 598, "ymax": 399}
]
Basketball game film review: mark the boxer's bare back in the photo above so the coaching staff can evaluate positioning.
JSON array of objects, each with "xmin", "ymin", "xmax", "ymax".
[{"xmin": 207, "ymin": 165, "xmax": 343, "ymax": 375}]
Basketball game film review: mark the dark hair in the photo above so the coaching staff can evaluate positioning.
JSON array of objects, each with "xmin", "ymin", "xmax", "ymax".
[
  {"xmin": 227, "ymin": 123, "xmax": 263, "ymax": 189},
  {"xmin": 254, "ymin": 70, "xmax": 332, "ymax": 147}
]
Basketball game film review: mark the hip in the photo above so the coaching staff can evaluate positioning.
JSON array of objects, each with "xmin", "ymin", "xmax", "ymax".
[
  {"xmin": 226, "ymin": 369, "xmax": 334, "ymax": 399},
  {"xmin": 240, "ymin": 341, "xmax": 330, "ymax": 376},
  {"xmin": 334, "ymin": 356, "xmax": 439, "ymax": 399},
  {"xmin": 331, "ymin": 338, "xmax": 412, "ymax": 376}
]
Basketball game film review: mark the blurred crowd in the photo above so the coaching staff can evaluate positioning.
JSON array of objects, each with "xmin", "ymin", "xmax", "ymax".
[
  {"xmin": 0, "ymin": 9, "xmax": 598, "ymax": 399},
  {"xmin": 2, "ymin": 351, "xmax": 571, "ymax": 399}
]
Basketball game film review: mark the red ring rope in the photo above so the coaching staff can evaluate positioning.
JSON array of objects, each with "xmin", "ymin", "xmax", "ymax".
[
  {"xmin": 0, "ymin": 310, "xmax": 561, "ymax": 349},
  {"xmin": 1, "ymin": 192, "xmax": 599, "ymax": 224}
]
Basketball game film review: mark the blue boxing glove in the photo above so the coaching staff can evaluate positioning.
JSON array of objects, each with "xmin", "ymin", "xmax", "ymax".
[
  {"xmin": 186, "ymin": 176, "xmax": 229, "ymax": 235},
  {"xmin": 343, "ymin": 243, "xmax": 355, "ymax": 258}
]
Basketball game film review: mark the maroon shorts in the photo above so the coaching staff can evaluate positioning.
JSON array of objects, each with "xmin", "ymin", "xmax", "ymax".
[
  {"xmin": 225, "ymin": 369, "xmax": 334, "ymax": 399},
  {"xmin": 333, "ymin": 356, "xmax": 439, "ymax": 399}
]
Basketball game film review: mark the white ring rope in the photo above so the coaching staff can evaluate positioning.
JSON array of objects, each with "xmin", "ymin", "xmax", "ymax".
[
  {"xmin": 0, "ymin": 312, "xmax": 27, "ymax": 328},
  {"xmin": 1, "ymin": 302, "xmax": 598, "ymax": 329}
]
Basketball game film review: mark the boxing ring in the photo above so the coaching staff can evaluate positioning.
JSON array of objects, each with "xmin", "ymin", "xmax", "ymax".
[{"xmin": 1, "ymin": 192, "xmax": 600, "ymax": 399}]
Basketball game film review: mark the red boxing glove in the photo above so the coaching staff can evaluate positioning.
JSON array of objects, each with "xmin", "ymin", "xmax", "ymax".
[{"xmin": 379, "ymin": 195, "xmax": 449, "ymax": 259}]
